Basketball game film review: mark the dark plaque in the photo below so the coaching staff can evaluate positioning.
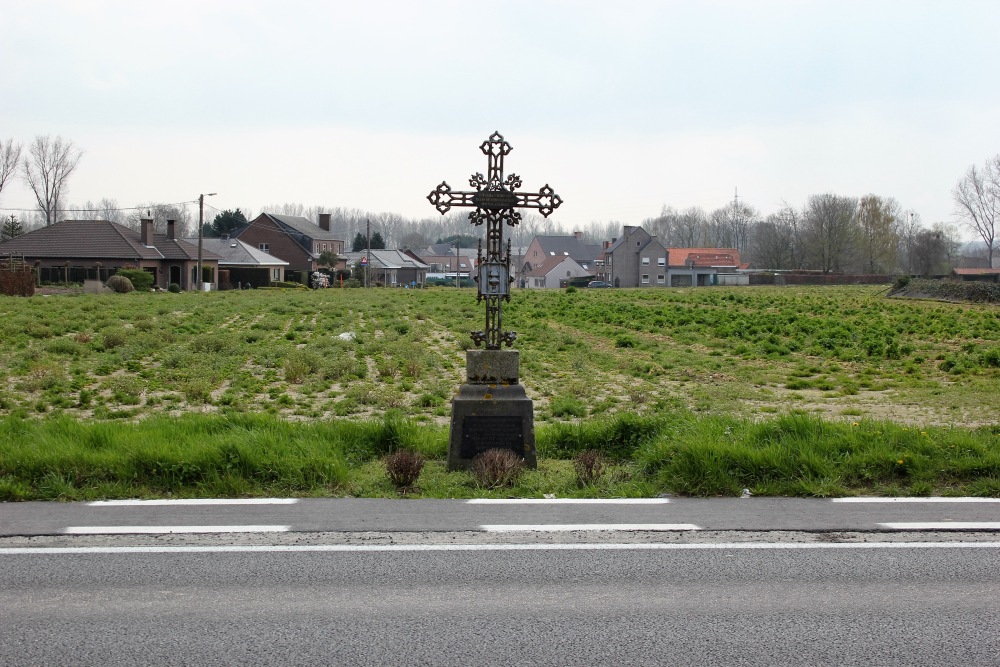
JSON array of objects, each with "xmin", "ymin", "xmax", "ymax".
[
  {"xmin": 472, "ymin": 188, "xmax": 519, "ymax": 211},
  {"xmin": 460, "ymin": 416, "xmax": 524, "ymax": 459}
]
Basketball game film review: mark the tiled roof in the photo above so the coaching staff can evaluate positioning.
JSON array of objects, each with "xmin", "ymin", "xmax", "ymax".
[
  {"xmin": 187, "ymin": 238, "xmax": 287, "ymax": 266},
  {"xmin": 524, "ymin": 254, "xmax": 578, "ymax": 277},
  {"xmin": 667, "ymin": 247, "xmax": 741, "ymax": 268},
  {"xmin": 263, "ymin": 214, "xmax": 344, "ymax": 241},
  {"xmin": 343, "ymin": 250, "xmax": 429, "ymax": 270},
  {"xmin": 0, "ymin": 220, "xmax": 225, "ymax": 261},
  {"xmin": 953, "ymin": 268, "xmax": 1000, "ymax": 275},
  {"xmin": 533, "ymin": 235, "xmax": 601, "ymax": 262}
]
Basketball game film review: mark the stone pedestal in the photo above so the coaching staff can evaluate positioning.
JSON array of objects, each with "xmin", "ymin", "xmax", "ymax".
[{"xmin": 448, "ymin": 349, "xmax": 535, "ymax": 471}]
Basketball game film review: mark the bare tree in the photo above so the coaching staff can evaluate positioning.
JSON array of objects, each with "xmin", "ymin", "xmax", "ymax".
[
  {"xmin": 857, "ymin": 194, "xmax": 900, "ymax": 273},
  {"xmin": 911, "ymin": 229, "xmax": 948, "ymax": 276},
  {"xmin": 894, "ymin": 210, "xmax": 921, "ymax": 274},
  {"xmin": 799, "ymin": 194, "xmax": 859, "ymax": 273},
  {"xmin": 673, "ymin": 207, "xmax": 708, "ymax": 247},
  {"xmin": 0, "ymin": 138, "xmax": 22, "ymax": 199},
  {"xmin": 21, "ymin": 135, "xmax": 83, "ymax": 225},
  {"xmin": 953, "ymin": 156, "xmax": 1000, "ymax": 267},
  {"xmin": 752, "ymin": 206, "xmax": 799, "ymax": 270},
  {"xmin": 71, "ymin": 198, "xmax": 128, "ymax": 226}
]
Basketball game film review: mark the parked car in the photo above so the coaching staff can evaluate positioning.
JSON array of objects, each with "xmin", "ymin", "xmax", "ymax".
[{"xmin": 587, "ymin": 280, "xmax": 612, "ymax": 288}]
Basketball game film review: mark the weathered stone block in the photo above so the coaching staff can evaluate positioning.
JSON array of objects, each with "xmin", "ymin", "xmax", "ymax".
[
  {"xmin": 466, "ymin": 349, "xmax": 519, "ymax": 385},
  {"xmin": 448, "ymin": 382, "xmax": 535, "ymax": 471}
]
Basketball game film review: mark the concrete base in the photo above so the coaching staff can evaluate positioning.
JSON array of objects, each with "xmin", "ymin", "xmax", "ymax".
[{"xmin": 448, "ymin": 350, "xmax": 536, "ymax": 471}]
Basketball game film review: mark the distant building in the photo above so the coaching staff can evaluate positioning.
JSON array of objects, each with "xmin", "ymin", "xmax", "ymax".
[
  {"xmin": 520, "ymin": 232, "xmax": 601, "ymax": 279},
  {"xmin": 233, "ymin": 212, "xmax": 345, "ymax": 282},
  {"xmin": 0, "ymin": 218, "xmax": 221, "ymax": 290},
  {"xmin": 522, "ymin": 254, "xmax": 591, "ymax": 289},
  {"xmin": 604, "ymin": 226, "xmax": 668, "ymax": 288},
  {"xmin": 185, "ymin": 237, "xmax": 288, "ymax": 288},
  {"xmin": 344, "ymin": 250, "xmax": 429, "ymax": 287}
]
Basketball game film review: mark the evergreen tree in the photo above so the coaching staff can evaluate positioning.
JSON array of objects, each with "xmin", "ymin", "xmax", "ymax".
[
  {"xmin": 1, "ymin": 215, "xmax": 24, "ymax": 242},
  {"xmin": 370, "ymin": 231, "xmax": 386, "ymax": 250},
  {"xmin": 352, "ymin": 232, "xmax": 366, "ymax": 252},
  {"xmin": 210, "ymin": 209, "xmax": 248, "ymax": 237}
]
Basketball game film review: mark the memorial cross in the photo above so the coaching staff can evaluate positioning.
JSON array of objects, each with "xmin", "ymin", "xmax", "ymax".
[{"xmin": 428, "ymin": 131, "xmax": 562, "ymax": 349}]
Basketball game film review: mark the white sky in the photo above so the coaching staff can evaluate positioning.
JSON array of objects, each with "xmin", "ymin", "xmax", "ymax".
[{"xmin": 1, "ymin": 0, "xmax": 998, "ymax": 231}]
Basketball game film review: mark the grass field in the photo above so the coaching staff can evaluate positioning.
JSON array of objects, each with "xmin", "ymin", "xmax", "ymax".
[
  {"xmin": 1, "ymin": 285, "xmax": 999, "ymax": 499},
  {"xmin": 2, "ymin": 285, "xmax": 1000, "ymax": 425}
]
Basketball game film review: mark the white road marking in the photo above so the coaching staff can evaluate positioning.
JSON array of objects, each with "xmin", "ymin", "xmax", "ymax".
[
  {"xmin": 3, "ymin": 542, "xmax": 1000, "ymax": 555},
  {"xmin": 480, "ymin": 523, "xmax": 700, "ymax": 532},
  {"xmin": 88, "ymin": 498, "xmax": 299, "ymax": 506},
  {"xmin": 466, "ymin": 498, "xmax": 670, "ymax": 504},
  {"xmin": 63, "ymin": 525, "xmax": 290, "ymax": 534},
  {"xmin": 833, "ymin": 497, "xmax": 1000, "ymax": 503},
  {"xmin": 879, "ymin": 522, "xmax": 1000, "ymax": 530}
]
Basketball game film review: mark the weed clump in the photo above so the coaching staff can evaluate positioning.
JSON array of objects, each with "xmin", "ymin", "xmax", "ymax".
[
  {"xmin": 384, "ymin": 449, "xmax": 425, "ymax": 490},
  {"xmin": 574, "ymin": 449, "xmax": 606, "ymax": 487},
  {"xmin": 106, "ymin": 275, "xmax": 134, "ymax": 293},
  {"xmin": 472, "ymin": 448, "xmax": 524, "ymax": 489}
]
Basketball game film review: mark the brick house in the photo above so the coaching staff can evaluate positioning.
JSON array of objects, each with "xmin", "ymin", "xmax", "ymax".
[
  {"xmin": 522, "ymin": 254, "xmax": 591, "ymax": 288},
  {"xmin": 414, "ymin": 243, "xmax": 477, "ymax": 277},
  {"xmin": 666, "ymin": 248, "xmax": 742, "ymax": 286},
  {"xmin": 520, "ymin": 232, "xmax": 601, "ymax": 282},
  {"xmin": 604, "ymin": 226, "xmax": 668, "ymax": 287},
  {"xmin": 343, "ymin": 250, "xmax": 429, "ymax": 287},
  {"xmin": 233, "ymin": 213, "xmax": 346, "ymax": 282},
  {"xmin": 0, "ymin": 219, "xmax": 222, "ymax": 290}
]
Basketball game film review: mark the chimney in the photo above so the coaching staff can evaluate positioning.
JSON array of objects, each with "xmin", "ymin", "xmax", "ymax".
[
  {"xmin": 318, "ymin": 213, "xmax": 331, "ymax": 231},
  {"xmin": 574, "ymin": 230, "xmax": 583, "ymax": 240},
  {"xmin": 603, "ymin": 240, "xmax": 610, "ymax": 249},
  {"xmin": 166, "ymin": 219, "xmax": 176, "ymax": 241},
  {"xmin": 141, "ymin": 218, "xmax": 153, "ymax": 246}
]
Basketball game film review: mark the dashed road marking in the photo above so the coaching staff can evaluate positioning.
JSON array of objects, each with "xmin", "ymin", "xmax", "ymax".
[
  {"xmin": 833, "ymin": 498, "xmax": 1000, "ymax": 503},
  {"xmin": 879, "ymin": 522, "xmax": 1000, "ymax": 530},
  {"xmin": 88, "ymin": 499, "xmax": 299, "ymax": 506},
  {"xmin": 466, "ymin": 498, "xmax": 670, "ymax": 504},
  {"xmin": 63, "ymin": 525, "xmax": 291, "ymax": 535},
  {"xmin": 480, "ymin": 523, "xmax": 700, "ymax": 532}
]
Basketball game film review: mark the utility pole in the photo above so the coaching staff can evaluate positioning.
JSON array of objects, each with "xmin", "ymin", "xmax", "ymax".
[
  {"xmin": 365, "ymin": 218, "xmax": 371, "ymax": 288},
  {"xmin": 455, "ymin": 238, "xmax": 460, "ymax": 288},
  {"xmin": 197, "ymin": 192, "xmax": 216, "ymax": 291}
]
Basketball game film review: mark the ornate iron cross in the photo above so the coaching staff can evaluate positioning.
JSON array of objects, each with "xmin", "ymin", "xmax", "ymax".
[{"xmin": 428, "ymin": 131, "xmax": 563, "ymax": 349}]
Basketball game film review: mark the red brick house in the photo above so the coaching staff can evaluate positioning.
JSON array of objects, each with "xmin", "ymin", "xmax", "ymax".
[
  {"xmin": 0, "ymin": 219, "xmax": 222, "ymax": 290},
  {"xmin": 233, "ymin": 213, "xmax": 346, "ymax": 282}
]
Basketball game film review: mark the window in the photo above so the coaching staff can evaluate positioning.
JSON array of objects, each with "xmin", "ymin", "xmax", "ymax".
[
  {"xmin": 259, "ymin": 243, "xmax": 269, "ymax": 252},
  {"xmin": 272, "ymin": 269, "xmax": 280, "ymax": 280},
  {"xmin": 641, "ymin": 257, "xmax": 650, "ymax": 266},
  {"xmin": 657, "ymin": 257, "xmax": 665, "ymax": 266},
  {"xmin": 657, "ymin": 274, "xmax": 665, "ymax": 284},
  {"xmin": 641, "ymin": 274, "xmax": 650, "ymax": 284}
]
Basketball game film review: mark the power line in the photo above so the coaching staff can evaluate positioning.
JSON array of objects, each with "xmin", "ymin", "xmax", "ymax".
[{"xmin": 0, "ymin": 200, "xmax": 198, "ymax": 214}]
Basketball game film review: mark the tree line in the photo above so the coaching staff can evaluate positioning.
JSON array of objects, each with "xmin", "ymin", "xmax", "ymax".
[{"xmin": 2, "ymin": 134, "xmax": 997, "ymax": 274}]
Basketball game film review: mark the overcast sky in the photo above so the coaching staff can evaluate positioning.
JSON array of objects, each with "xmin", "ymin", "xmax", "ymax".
[{"xmin": 2, "ymin": 0, "xmax": 998, "ymax": 233}]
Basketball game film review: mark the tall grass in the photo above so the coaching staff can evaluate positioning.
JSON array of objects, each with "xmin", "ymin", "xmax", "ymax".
[{"xmin": 1, "ymin": 411, "xmax": 997, "ymax": 500}]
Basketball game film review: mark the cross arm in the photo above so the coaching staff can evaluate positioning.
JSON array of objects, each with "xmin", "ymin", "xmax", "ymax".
[
  {"xmin": 427, "ymin": 182, "xmax": 480, "ymax": 214},
  {"xmin": 514, "ymin": 185, "xmax": 563, "ymax": 218}
]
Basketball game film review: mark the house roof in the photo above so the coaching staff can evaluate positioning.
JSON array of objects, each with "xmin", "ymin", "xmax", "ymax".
[
  {"xmin": 524, "ymin": 254, "xmax": 583, "ymax": 278},
  {"xmin": 185, "ymin": 238, "xmax": 288, "ymax": 267},
  {"xmin": 953, "ymin": 268, "xmax": 1000, "ymax": 275},
  {"xmin": 344, "ymin": 250, "xmax": 429, "ymax": 271},
  {"xmin": 422, "ymin": 244, "xmax": 477, "ymax": 258},
  {"xmin": 254, "ymin": 213, "xmax": 344, "ymax": 242},
  {"xmin": 0, "ymin": 220, "xmax": 222, "ymax": 262},
  {"xmin": 667, "ymin": 247, "xmax": 741, "ymax": 268},
  {"xmin": 532, "ymin": 235, "xmax": 602, "ymax": 263}
]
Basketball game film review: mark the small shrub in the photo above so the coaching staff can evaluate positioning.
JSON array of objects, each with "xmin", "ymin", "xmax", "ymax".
[
  {"xmin": 168, "ymin": 283, "xmax": 181, "ymax": 293},
  {"xmin": 471, "ymin": 448, "xmax": 524, "ymax": 489},
  {"xmin": 565, "ymin": 285, "xmax": 577, "ymax": 293},
  {"xmin": 116, "ymin": 269, "xmax": 154, "ymax": 292},
  {"xmin": 106, "ymin": 275, "xmax": 134, "ymax": 293},
  {"xmin": 894, "ymin": 275, "xmax": 911, "ymax": 289},
  {"xmin": 574, "ymin": 449, "xmax": 606, "ymax": 487},
  {"xmin": 384, "ymin": 450, "xmax": 425, "ymax": 489},
  {"xmin": 101, "ymin": 329, "xmax": 127, "ymax": 350}
]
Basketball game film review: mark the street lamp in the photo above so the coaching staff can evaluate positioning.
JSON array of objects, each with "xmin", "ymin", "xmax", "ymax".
[{"xmin": 197, "ymin": 192, "xmax": 217, "ymax": 291}]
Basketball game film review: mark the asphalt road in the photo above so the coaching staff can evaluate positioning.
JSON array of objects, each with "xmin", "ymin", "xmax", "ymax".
[
  {"xmin": 2, "ymin": 542, "xmax": 999, "ymax": 666},
  {"xmin": 2, "ymin": 497, "xmax": 1000, "ymax": 665},
  {"xmin": 2, "ymin": 496, "xmax": 1000, "ymax": 536}
]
